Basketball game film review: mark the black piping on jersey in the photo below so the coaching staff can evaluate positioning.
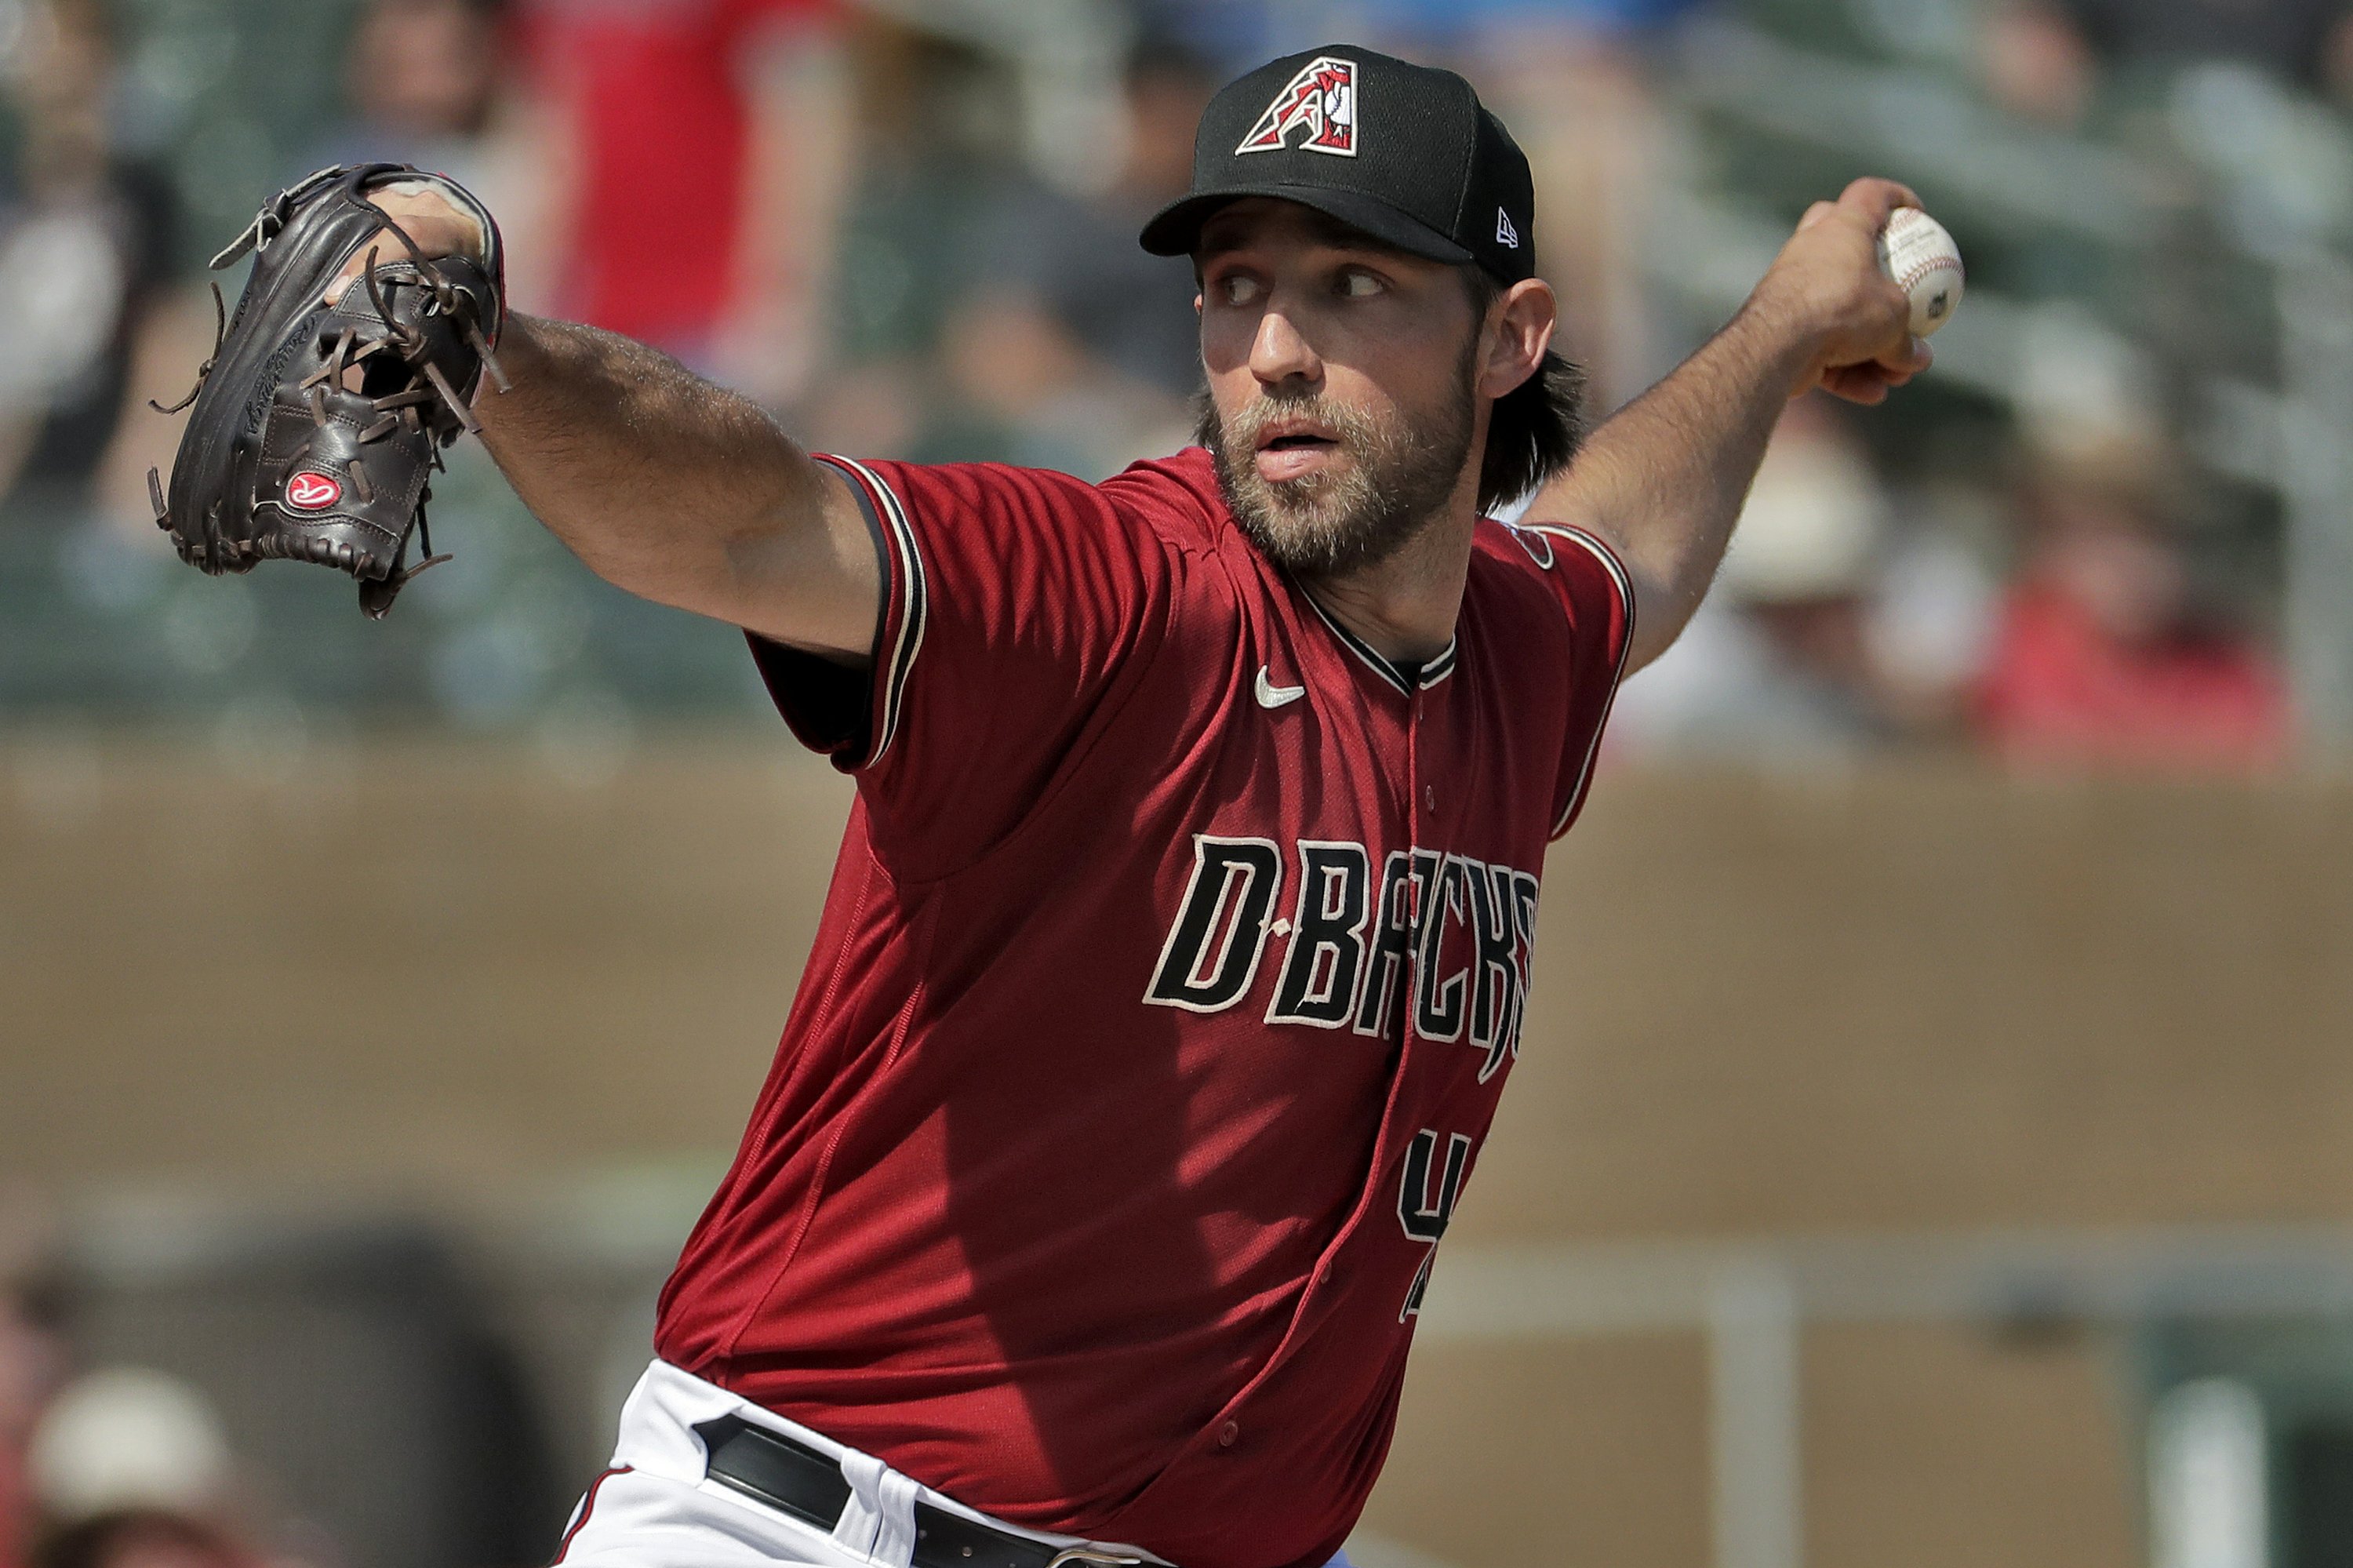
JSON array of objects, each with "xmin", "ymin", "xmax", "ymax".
[
  {"xmin": 816, "ymin": 456, "xmax": 929, "ymax": 768},
  {"xmin": 1297, "ymin": 585, "xmax": 1458, "ymax": 696},
  {"xmin": 1522, "ymin": 522, "xmax": 1637, "ymax": 839}
]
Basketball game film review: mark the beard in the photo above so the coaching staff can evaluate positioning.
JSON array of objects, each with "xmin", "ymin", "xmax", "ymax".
[{"xmin": 1195, "ymin": 362, "xmax": 1477, "ymax": 579}]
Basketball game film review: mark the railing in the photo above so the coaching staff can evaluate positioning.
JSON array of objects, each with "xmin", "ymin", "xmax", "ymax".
[{"xmin": 1424, "ymin": 1225, "xmax": 2353, "ymax": 1568}]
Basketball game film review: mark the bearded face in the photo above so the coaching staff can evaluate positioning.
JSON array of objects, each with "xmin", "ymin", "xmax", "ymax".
[{"xmin": 1196, "ymin": 347, "xmax": 1478, "ymax": 579}]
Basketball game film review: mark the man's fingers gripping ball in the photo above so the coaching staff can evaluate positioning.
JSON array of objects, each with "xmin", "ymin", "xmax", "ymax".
[
  {"xmin": 1838, "ymin": 176, "xmax": 1924, "ymax": 224},
  {"xmin": 1766, "ymin": 179, "xmax": 1955, "ymax": 405}
]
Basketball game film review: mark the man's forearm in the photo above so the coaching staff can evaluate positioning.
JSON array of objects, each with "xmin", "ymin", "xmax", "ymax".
[
  {"xmin": 1525, "ymin": 180, "xmax": 1927, "ymax": 672},
  {"xmin": 474, "ymin": 316, "xmax": 878, "ymax": 656},
  {"xmin": 1525, "ymin": 305, "xmax": 1810, "ymax": 672}
]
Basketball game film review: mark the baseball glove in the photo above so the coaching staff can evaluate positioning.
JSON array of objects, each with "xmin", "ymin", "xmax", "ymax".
[{"xmin": 149, "ymin": 163, "xmax": 506, "ymax": 618}]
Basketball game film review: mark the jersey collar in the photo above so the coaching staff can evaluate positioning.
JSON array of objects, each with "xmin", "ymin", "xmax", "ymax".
[{"xmin": 1300, "ymin": 585, "xmax": 1457, "ymax": 697}]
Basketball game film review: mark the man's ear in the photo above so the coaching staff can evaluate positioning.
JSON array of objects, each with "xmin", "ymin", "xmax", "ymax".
[{"xmin": 1478, "ymin": 278, "xmax": 1557, "ymax": 400}]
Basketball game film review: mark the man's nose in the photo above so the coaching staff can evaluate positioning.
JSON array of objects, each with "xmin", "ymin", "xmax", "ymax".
[{"xmin": 1249, "ymin": 307, "xmax": 1323, "ymax": 390}]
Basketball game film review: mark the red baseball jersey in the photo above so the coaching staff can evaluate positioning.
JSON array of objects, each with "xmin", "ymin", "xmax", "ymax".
[{"xmin": 655, "ymin": 446, "xmax": 1633, "ymax": 1568}]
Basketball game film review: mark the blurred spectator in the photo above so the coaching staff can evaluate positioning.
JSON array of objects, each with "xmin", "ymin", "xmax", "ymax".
[
  {"xmin": 806, "ymin": 20, "xmax": 1050, "ymax": 463},
  {"xmin": 319, "ymin": 0, "xmax": 508, "ymax": 178},
  {"xmin": 926, "ymin": 37, "xmax": 1214, "ymax": 478},
  {"xmin": 1141, "ymin": 0, "xmax": 1704, "ymax": 70},
  {"xmin": 309, "ymin": 0, "xmax": 574, "ymax": 321},
  {"xmin": 1983, "ymin": 1, "xmax": 2100, "ymax": 124},
  {"xmin": 1866, "ymin": 489, "xmax": 2004, "ymax": 737},
  {"xmin": 515, "ymin": 0, "xmax": 852, "ymax": 403},
  {"xmin": 0, "ymin": 0, "xmax": 179, "ymax": 518},
  {"xmin": 1609, "ymin": 401, "xmax": 1907, "ymax": 762},
  {"xmin": 1985, "ymin": 0, "xmax": 2353, "ymax": 122},
  {"xmin": 31, "ymin": 1512, "xmax": 259, "ymax": 1568},
  {"xmin": 17, "ymin": 1369, "xmax": 291, "ymax": 1568},
  {"xmin": 1375, "ymin": 0, "xmax": 1711, "ymax": 402},
  {"xmin": 1977, "ymin": 454, "xmax": 2292, "ymax": 773},
  {"xmin": 26, "ymin": 1371, "xmax": 235, "ymax": 1526},
  {"xmin": 1, "ymin": 1274, "xmax": 69, "ymax": 1568},
  {"xmin": 969, "ymin": 38, "xmax": 1214, "ymax": 401}
]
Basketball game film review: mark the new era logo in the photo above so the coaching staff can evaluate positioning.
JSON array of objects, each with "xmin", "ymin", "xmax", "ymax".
[
  {"xmin": 1497, "ymin": 208, "xmax": 1520, "ymax": 249},
  {"xmin": 1237, "ymin": 56, "xmax": 1358, "ymax": 157}
]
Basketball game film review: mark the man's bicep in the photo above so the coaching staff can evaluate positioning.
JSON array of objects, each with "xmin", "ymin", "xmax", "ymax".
[
  {"xmin": 726, "ymin": 460, "xmax": 887, "ymax": 665},
  {"xmin": 1494, "ymin": 522, "xmax": 1638, "ymax": 839},
  {"xmin": 1597, "ymin": 536, "xmax": 1682, "ymax": 676},
  {"xmin": 1524, "ymin": 510, "xmax": 1678, "ymax": 675}
]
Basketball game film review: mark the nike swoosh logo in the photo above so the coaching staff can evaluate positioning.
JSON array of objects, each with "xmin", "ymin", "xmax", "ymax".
[{"xmin": 1256, "ymin": 667, "xmax": 1307, "ymax": 709}]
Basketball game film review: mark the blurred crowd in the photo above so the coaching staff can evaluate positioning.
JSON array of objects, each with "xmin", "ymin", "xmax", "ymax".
[
  {"xmin": 0, "ymin": 1204, "xmax": 578, "ymax": 1568},
  {"xmin": 0, "ymin": 0, "xmax": 2338, "ymax": 772},
  {"xmin": 2, "ymin": 1236, "xmax": 253, "ymax": 1568}
]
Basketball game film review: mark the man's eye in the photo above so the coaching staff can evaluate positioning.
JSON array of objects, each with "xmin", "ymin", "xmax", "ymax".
[
  {"xmin": 1339, "ymin": 270, "xmax": 1384, "ymax": 298},
  {"xmin": 1219, "ymin": 275, "xmax": 1264, "ymax": 306}
]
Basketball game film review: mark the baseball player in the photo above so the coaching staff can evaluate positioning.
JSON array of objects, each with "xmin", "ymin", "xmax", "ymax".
[{"xmin": 234, "ymin": 44, "xmax": 1928, "ymax": 1568}]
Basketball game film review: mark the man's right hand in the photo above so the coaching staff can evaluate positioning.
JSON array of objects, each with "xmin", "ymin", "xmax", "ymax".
[{"xmin": 1744, "ymin": 176, "xmax": 1933, "ymax": 406}]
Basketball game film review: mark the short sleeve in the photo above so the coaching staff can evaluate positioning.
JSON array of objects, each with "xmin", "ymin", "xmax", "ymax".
[
  {"xmin": 748, "ymin": 456, "xmax": 1173, "ymax": 879},
  {"xmin": 1502, "ymin": 522, "xmax": 1636, "ymax": 839}
]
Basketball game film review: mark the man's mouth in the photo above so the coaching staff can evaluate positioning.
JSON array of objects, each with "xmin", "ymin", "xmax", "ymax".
[{"xmin": 1253, "ymin": 421, "xmax": 1342, "ymax": 482}]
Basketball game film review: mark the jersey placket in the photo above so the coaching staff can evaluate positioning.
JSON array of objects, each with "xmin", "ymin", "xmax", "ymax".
[{"xmin": 1191, "ymin": 617, "xmax": 1457, "ymax": 1453}]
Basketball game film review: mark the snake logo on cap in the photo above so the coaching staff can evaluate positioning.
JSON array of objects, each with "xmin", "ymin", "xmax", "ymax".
[
  {"xmin": 1235, "ymin": 56, "xmax": 1357, "ymax": 157},
  {"xmin": 285, "ymin": 471, "xmax": 342, "ymax": 510}
]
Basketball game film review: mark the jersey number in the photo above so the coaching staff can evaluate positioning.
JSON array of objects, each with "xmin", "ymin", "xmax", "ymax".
[{"xmin": 1397, "ymin": 1128, "xmax": 1475, "ymax": 1322}]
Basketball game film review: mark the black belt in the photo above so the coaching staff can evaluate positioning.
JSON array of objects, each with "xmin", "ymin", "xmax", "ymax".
[{"xmin": 693, "ymin": 1416, "xmax": 1148, "ymax": 1568}]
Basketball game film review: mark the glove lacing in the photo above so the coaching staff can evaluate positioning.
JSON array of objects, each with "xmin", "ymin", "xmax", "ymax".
[{"xmin": 145, "ymin": 199, "xmax": 507, "ymax": 592}]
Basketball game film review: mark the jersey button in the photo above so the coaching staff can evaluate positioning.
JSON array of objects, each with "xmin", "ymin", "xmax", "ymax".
[
  {"xmin": 1218, "ymin": 1420, "xmax": 1239, "ymax": 1448},
  {"xmin": 1424, "ymin": 784, "xmax": 1436, "ymax": 810}
]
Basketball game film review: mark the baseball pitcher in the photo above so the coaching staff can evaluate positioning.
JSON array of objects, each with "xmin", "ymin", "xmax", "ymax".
[{"xmin": 151, "ymin": 45, "xmax": 1930, "ymax": 1568}]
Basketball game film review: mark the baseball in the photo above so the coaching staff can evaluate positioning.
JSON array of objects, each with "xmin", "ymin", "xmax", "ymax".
[{"xmin": 1878, "ymin": 208, "xmax": 1964, "ymax": 338}]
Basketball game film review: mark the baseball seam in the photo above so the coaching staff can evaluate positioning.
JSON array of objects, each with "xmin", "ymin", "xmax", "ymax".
[{"xmin": 1892, "ymin": 256, "xmax": 1962, "ymax": 292}]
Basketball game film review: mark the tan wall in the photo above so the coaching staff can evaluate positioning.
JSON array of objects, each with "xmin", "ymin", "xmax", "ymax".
[
  {"xmin": 1480, "ymin": 766, "xmax": 2353, "ymax": 1240},
  {"xmin": 1362, "ymin": 1323, "xmax": 2141, "ymax": 1568},
  {"xmin": 1366, "ymin": 1333, "xmax": 1714, "ymax": 1567},
  {"xmin": 9, "ymin": 742, "xmax": 2351, "ymax": 1565},
  {"xmin": 2, "ymin": 737, "xmax": 854, "ymax": 1194}
]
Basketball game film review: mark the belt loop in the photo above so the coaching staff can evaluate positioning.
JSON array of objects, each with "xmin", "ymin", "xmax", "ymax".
[
  {"xmin": 871, "ymin": 1467, "xmax": 922, "ymax": 1566},
  {"xmin": 832, "ymin": 1450, "xmax": 887, "ymax": 1559},
  {"xmin": 833, "ymin": 1449, "xmax": 922, "ymax": 1566}
]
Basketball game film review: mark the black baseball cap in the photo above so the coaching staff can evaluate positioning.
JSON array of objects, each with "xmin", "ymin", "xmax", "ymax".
[{"xmin": 1139, "ymin": 45, "xmax": 1536, "ymax": 286}]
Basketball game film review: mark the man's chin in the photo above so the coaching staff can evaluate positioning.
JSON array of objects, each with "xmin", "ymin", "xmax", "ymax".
[
  {"xmin": 1241, "ymin": 500, "xmax": 1404, "ymax": 578},
  {"xmin": 1257, "ymin": 476, "xmax": 1341, "ymax": 518}
]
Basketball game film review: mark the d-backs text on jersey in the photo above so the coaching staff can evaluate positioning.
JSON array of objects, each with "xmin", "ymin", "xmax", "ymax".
[{"xmin": 1144, "ymin": 834, "xmax": 1541, "ymax": 1078}]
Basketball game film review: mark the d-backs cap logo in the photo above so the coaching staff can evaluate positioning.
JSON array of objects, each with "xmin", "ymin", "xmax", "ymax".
[
  {"xmin": 1236, "ymin": 56, "xmax": 1358, "ymax": 157},
  {"xmin": 285, "ymin": 471, "xmax": 342, "ymax": 511}
]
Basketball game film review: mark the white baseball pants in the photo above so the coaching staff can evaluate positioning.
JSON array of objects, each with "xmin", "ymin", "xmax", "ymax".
[{"xmin": 551, "ymin": 1359, "xmax": 1355, "ymax": 1568}]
